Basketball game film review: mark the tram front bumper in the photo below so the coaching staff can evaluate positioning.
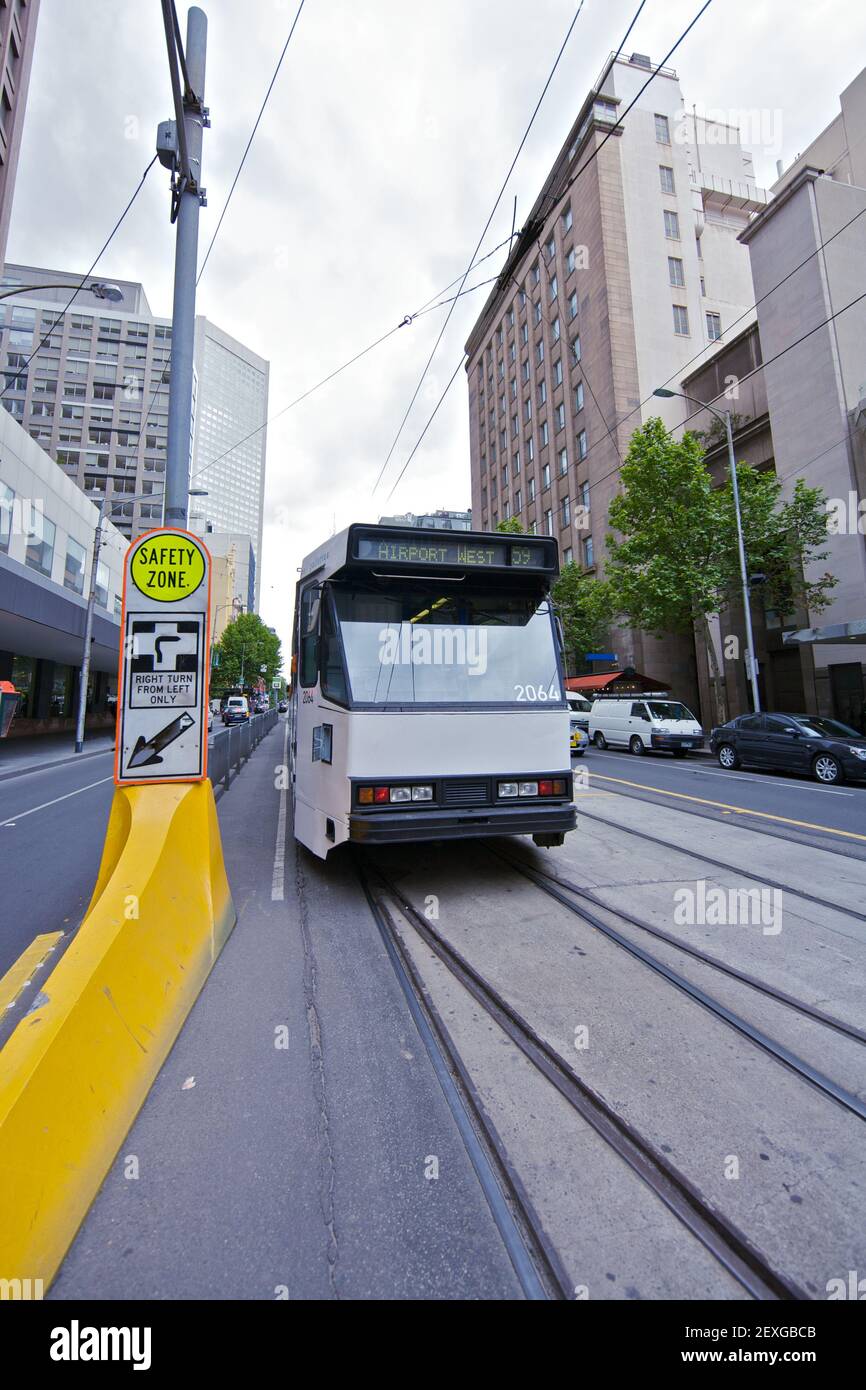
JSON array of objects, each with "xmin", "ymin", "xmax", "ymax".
[{"xmin": 349, "ymin": 802, "xmax": 577, "ymax": 845}]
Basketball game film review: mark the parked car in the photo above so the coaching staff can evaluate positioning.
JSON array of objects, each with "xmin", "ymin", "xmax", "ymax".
[
  {"xmin": 589, "ymin": 697, "xmax": 704, "ymax": 756},
  {"xmin": 570, "ymin": 718, "xmax": 589, "ymax": 756},
  {"xmin": 710, "ymin": 713, "xmax": 866, "ymax": 784},
  {"xmin": 222, "ymin": 695, "xmax": 250, "ymax": 725},
  {"xmin": 566, "ymin": 692, "xmax": 593, "ymax": 732},
  {"xmin": 278, "ymin": 700, "xmax": 288, "ymax": 713},
  {"xmin": 207, "ymin": 706, "xmax": 214, "ymax": 733}
]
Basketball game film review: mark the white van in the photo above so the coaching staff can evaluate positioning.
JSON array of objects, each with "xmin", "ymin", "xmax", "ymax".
[
  {"xmin": 566, "ymin": 692, "xmax": 593, "ymax": 730},
  {"xmin": 589, "ymin": 697, "xmax": 704, "ymax": 756}
]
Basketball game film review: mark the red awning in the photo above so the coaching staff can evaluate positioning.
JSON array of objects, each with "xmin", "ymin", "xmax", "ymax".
[{"xmin": 565, "ymin": 671, "xmax": 669, "ymax": 693}]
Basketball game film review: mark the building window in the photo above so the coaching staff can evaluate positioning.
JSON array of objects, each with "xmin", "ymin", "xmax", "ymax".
[
  {"xmin": 546, "ymin": 236, "xmax": 555, "ymax": 261},
  {"xmin": 533, "ymin": 300, "xmax": 542, "ymax": 325},
  {"xmin": 558, "ymin": 446, "xmax": 568, "ymax": 475},
  {"xmin": 555, "ymin": 402, "xmax": 566, "ymax": 431},
  {"xmin": 700, "ymin": 276, "xmax": 706, "ymax": 296},
  {"xmin": 551, "ymin": 316, "xmax": 561, "ymax": 342},
  {"xmin": 550, "ymin": 274, "xmax": 558, "ymax": 303},
  {"xmin": 542, "ymin": 462, "xmax": 551, "ymax": 490},
  {"xmin": 509, "ymin": 342, "xmax": 516, "ymax": 364},
  {"xmin": 564, "ymin": 546, "xmax": 573, "ymax": 565},
  {"xmin": 524, "ymin": 398, "xmax": 532, "ymax": 423},
  {"xmin": 510, "ymin": 378, "xmax": 517, "ymax": 399},
  {"xmin": 540, "ymin": 420, "xmax": 549, "ymax": 447},
  {"xmin": 553, "ymin": 358, "xmax": 563, "ymax": 387},
  {"xmin": 696, "ymin": 234, "xmax": 703, "ymax": 260},
  {"xmin": 574, "ymin": 382, "xmax": 584, "ymax": 412},
  {"xmin": 654, "ymin": 113, "xmax": 670, "ymax": 143},
  {"xmin": 521, "ymin": 358, "xmax": 530, "ymax": 382},
  {"xmin": 531, "ymin": 263, "xmax": 540, "ymax": 286},
  {"xmin": 562, "ymin": 204, "xmax": 573, "ymax": 232},
  {"xmin": 659, "ymin": 164, "xmax": 675, "ymax": 194},
  {"xmin": 508, "ymin": 306, "xmax": 515, "ymax": 328},
  {"xmin": 538, "ymin": 380, "xmax": 547, "ymax": 406},
  {"xmin": 527, "ymin": 437, "xmax": 534, "ymax": 462},
  {"xmin": 515, "ymin": 487, "xmax": 522, "ymax": 512},
  {"xmin": 512, "ymin": 413, "xmax": 519, "ymax": 437},
  {"xmin": 568, "ymin": 291, "xmax": 578, "ymax": 321},
  {"xmin": 536, "ymin": 339, "xmax": 545, "ymax": 365},
  {"xmin": 561, "ymin": 496, "xmax": 571, "ymax": 527},
  {"xmin": 513, "ymin": 450, "xmax": 521, "ymax": 474},
  {"xmin": 544, "ymin": 508, "xmax": 553, "ymax": 536},
  {"xmin": 572, "ymin": 335, "xmax": 581, "ymax": 363},
  {"xmin": 528, "ymin": 477, "xmax": 536, "ymax": 502},
  {"xmin": 668, "ymin": 256, "xmax": 685, "ymax": 287},
  {"xmin": 673, "ymin": 304, "xmax": 690, "ymax": 336},
  {"xmin": 664, "ymin": 209, "xmax": 680, "ymax": 239},
  {"xmin": 580, "ymin": 480, "xmax": 590, "ymax": 510},
  {"xmin": 521, "ymin": 322, "xmax": 529, "ymax": 346},
  {"xmin": 583, "ymin": 536, "xmax": 594, "ymax": 567},
  {"xmin": 25, "ymin": 513, "xmax": 56, "ymax": 578},
  {"xmin": 64, "ymin": 537, "xmax": 87, "ymax": 595},
  {"xmin": 577, "ymin": 428, "xmax": 587, "ymax": 459},
  {"xmin": 706, "ymin": 311, "xmax": 722, "ymax": 341}
]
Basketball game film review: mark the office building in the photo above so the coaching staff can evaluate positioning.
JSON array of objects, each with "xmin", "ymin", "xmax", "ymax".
[
  {"xmin": 0, "ymin": 0, "xmax": 40, "ymax": 271},
  {"xmin": 378, "ymin": 509, "xmax": 472, "ymax": 531},
  {"xmin": 465, "ymin": 52, "xmax": 766, "ymax": 702}
]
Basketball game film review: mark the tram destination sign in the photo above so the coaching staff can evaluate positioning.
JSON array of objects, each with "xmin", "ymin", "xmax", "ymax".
[
  {"xmin": 115, "ymin": 528, "xmax": 212, "ymax": 786},
  {"xmin": 353, "ymin": 531, "xmax": 555, "ymax": 571}
]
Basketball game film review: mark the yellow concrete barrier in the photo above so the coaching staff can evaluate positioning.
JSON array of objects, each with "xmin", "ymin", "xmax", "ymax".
[{"xmin": 0, "ymin": 779, "xmax": 236, "ymax": 1288}]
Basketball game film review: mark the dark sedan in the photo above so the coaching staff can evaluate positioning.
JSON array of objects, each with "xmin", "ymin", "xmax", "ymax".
[{"xmin": 710, "ymin": 713, "xmax": 866, "ymax": 785}]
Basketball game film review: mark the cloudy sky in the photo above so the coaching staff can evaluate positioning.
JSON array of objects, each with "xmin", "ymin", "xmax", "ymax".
[{"xmin": 8, "ymin": 0, "xmax": 865, "ymax": 659}]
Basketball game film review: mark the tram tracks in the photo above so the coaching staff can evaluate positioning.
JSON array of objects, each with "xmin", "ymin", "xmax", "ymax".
[{"xmin": 357, "ymin": 852, "xmax": 809, "ymax": 1302}]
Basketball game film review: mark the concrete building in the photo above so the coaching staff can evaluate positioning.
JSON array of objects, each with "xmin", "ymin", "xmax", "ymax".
[
  {"xmin": 737, "ymin": 65, "xmax": 866, "ymax": 727},
  {"xmin": 204, "ymin": 530, "xmax": 256, "ymax": 642},
  {"xmin": 0, "ymin": 0, "xmax": 40, "ymax": 271},
  {"xmin": 0, "ymin": 405, "xmax": 125, "ymax": 735},
  {"xmin": 465, "ymin": 51, "xmax": 766, "ymax": 703},
  {"xmin": 0, "ymin": 268, "xmax": 270, "ymax": 608},
  {"xmin": 190, "ymin": 318, "xmax": 268, "ymax": 609}
]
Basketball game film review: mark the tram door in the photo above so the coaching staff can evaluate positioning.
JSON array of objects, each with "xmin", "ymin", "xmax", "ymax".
[{"xmin": 294, "ymin": 582, "xmax": 344, "ymax": 854}]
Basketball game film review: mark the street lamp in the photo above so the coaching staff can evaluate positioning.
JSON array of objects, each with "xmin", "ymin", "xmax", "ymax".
[
  {"xmin": 0, "ymin": 281, "xmax": 123, "ymax": 302},
  {"xmin": 653, "ymin": 387, "xmax": 761, "ymax": 712}
]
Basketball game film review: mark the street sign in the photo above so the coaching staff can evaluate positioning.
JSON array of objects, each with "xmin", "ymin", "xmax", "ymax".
[{"xmin": 115, "ymin": 528, "xmax": 211, "ymax": 786}]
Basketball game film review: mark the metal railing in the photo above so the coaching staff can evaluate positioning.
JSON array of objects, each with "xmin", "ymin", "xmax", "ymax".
[{"xmin": 208, "ymin": 708, "xmax": 279, "ymax": 792}]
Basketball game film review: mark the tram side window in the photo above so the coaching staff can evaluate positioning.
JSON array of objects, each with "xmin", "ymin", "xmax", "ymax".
[
  {"xmin": 321, "ymin": 599, "xmax": 349, "ymax": 704},
  {"xmin": 300, "ymin": 585, "xmax": 321, "ymax": 687}
]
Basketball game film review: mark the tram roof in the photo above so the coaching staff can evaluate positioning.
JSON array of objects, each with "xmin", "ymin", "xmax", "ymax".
[{"xmin": 299, "ymin": 523, "xmax": 560, "ymax": 585}]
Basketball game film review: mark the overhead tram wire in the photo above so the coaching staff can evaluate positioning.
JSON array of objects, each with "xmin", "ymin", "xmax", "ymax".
[
  {"xmin": 372, "ymin": 0, "xmax": 589, "ymax": 496},
  {"xmin": 385, "ymin": 356, "xmax": 467, "ymax": 502},
  {"xmin": 196, "ymin": 0, "xmax": 307, "ymax": 287},
  {"xmin": 388, "ymin": 0, "xmax": 719, "ymax": 498},
  {"xmin": 185, "ymin": 259, "xmax": 506, "ymax": 488},
  {"xmin": 0, "ymin": 154, "xmax": 159, "ymax": 404}
]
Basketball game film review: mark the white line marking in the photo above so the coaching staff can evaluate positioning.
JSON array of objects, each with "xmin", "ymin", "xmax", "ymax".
[
  {"xmin": 657, "ymin": 764, "xmax": 853, "ymax": 796},
  {"xmin": 0, "ymin": 776, "xmax": 114, "ymax": 828},
  {"xmin": 271, "ymin": 718, "xmax": 289, "ymax": 901}
]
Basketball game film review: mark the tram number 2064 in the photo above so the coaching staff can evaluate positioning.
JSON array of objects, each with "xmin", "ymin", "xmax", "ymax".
[{"xmin": 514, "ymin": 681, "xmax": 561, "ymax": 701}]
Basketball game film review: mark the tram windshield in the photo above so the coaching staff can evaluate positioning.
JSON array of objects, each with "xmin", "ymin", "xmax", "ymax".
[{"xmin": 331, "ymin": 586, "xmax": 563, "ymax": 706}]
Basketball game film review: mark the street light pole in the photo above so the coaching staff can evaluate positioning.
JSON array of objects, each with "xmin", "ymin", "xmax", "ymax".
[
  {"xmin": 653, "ymin": 387, "xmax": 762, "ymax": 713},
  {"xmin": 74, "ymin": 499, "xmax": 105, "ymax": 754},
  {"xmin": 162, "ymin": 5, "xmax": 208, "ymax": 532}
]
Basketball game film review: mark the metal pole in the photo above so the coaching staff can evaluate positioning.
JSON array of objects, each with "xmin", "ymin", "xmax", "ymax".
[
  {"xmin": 165, "ymin": 6, "xmax": 207, "ymax": 531},
  {"xmin": 725, "ymin": 410, "xmax": 761, "ymax": 713},
  {"xmin": 75, "ymin": 499, "xmax": 105, "ymax": 753}
]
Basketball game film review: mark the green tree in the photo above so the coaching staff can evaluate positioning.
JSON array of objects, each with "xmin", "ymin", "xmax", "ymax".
[
  {"xmin": 606, "ymin": 418, "xmax": 836, "ymax": 722},
  {"xmin": 212, "ymin": 611, "xmax": 282, "ymax": 693},
  {"xmin": 495, "ymin": 517, "xmax": 524, "ymax": 533},
  {"xmin": 552, "ymin": 563, "xmax": 614, "ymax": 675}
]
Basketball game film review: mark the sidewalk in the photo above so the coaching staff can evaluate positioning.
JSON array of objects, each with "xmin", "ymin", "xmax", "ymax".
[
  {"xmin": 50, "ymin": 719, "xmax": 521, "ymax": 1300},
  {"xmin": 0, "ymin": 730, "xmax": 116, "ymax": 780}
]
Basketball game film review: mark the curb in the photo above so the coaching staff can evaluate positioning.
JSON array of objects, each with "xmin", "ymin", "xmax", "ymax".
[
  {"xmin": 0, "ymin": 744, "xmax": 115, "ymax": 784},
  {"xmin": 0, "ymin": 778, "xmax": 236, "ymax": 1289}
]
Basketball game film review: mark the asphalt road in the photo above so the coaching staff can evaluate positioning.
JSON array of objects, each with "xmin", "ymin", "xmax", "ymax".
[
  {"xmin": 577, "ymin": 744, "xmax": 866, "ymax": 856},
  {"xmin": 0, "ymin": 750, "xmax": 115, "ymax": 977}
]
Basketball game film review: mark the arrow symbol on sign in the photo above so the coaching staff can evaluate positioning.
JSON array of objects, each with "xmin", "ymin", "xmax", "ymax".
[{"xmin": 128, "ymin": 712, "xmax": 195, "ymax": 768}]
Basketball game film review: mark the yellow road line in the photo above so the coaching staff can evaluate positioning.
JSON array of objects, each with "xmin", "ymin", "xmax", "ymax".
[
  {"xmin": 0, "ymin": 933, "xmax": 63, "ymax": 1016},
  {"xmin": 587, "ymin": 772, "xmax": 866, "ymax": 843}
]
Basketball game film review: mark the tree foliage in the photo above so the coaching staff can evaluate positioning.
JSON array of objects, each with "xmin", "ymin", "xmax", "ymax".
[{"xmin": 212, "ymin": 611, "xmax": 282, "ymax": 693}]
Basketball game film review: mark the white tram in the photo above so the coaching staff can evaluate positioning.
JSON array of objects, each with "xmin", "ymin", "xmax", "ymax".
[{"xmin": 290, "ymin": 522, "xmax": 576, "ymax": 859}]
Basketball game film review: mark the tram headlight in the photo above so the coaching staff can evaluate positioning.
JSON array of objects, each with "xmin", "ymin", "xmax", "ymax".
[
  {"xmin": 498, "ymin": 782, "xmax": 519, "ymax": 797},
  {"xmin": 518, "ymin": 781, "xmax": 539, "ymax": 797},
  {"xmin": 389, "ymin": 786, "xmax": 412, "ymax": 802},
  {"xmin": 411, "ymin": 785, "xmax": 433, "ymax": 801}
]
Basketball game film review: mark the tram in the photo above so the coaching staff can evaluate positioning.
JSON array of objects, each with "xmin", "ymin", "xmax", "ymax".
[{"xmin": 290, "ymin": 522, "xmax": 576, "ymax": 859}]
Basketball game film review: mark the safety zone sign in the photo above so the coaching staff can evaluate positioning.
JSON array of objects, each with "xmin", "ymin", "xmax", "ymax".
[{"xmin": 115, "ymin": 528, "xmax": 211, "ymax": 785}]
